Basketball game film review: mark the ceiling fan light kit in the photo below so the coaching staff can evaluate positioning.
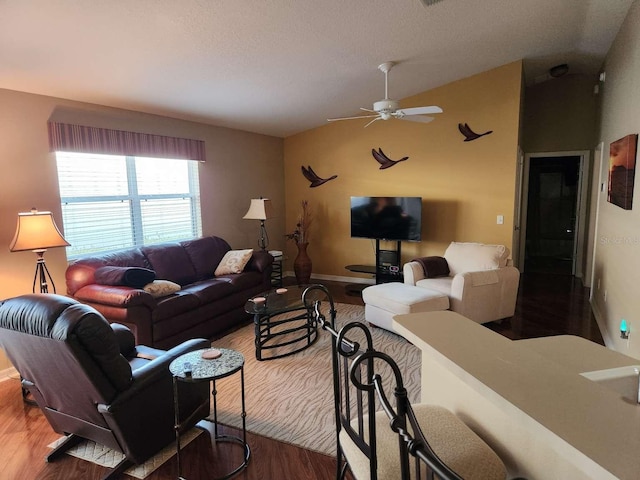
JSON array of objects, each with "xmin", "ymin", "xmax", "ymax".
[{"xmin": 327, "ymin": 61, "xmax": 443, "ymax": 127}]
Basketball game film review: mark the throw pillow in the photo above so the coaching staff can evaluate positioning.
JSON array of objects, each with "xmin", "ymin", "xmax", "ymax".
[
  {"xmin": 214, "ymin": 249, "xmax": 254, "ymax": 276},
  {"xmin": 143, "ymin": 280, "xmax": 181, "ymax": 298},
  {"xmin": 94, "ymin": 266, "xmax": 156, "ymax": 289}
]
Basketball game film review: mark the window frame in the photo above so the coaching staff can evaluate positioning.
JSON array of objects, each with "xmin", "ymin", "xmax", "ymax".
[{"xmin": 56, "ymin": 152, "xmax": 202, "ymax": 259}]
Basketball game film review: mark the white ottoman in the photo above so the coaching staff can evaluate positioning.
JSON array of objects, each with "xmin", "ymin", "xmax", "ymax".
[{"xmin": 362, "ymin": 282, "xmax": 450, "ymax": 332}]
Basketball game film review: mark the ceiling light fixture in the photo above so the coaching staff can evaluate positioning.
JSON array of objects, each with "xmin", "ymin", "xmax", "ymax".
[{"xmin": 549, "ymin": 63, "xmax": 569, "ymax": 78}]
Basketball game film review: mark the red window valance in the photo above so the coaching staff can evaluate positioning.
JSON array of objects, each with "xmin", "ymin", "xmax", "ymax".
[{"xmin": 47, "ymin": 122, "xmax": 206, "ymax": 162}]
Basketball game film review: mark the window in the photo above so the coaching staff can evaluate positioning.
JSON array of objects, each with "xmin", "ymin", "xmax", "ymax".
[{"xmin": 55, "ymin": 151, "xmax": 202, "ymax": 259}]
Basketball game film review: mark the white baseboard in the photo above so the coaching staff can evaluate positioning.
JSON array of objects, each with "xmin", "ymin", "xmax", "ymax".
[{"xmin": 591, "ymin": 299, "xmax": 612, "ymax": 348}]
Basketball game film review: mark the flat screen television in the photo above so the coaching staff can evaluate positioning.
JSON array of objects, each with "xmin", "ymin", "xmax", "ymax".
[{"xmin": 350, "ymin": 196, "xmax": 422, "ymax": 241}]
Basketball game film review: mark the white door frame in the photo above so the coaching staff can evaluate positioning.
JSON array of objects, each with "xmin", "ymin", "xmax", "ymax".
[
  {"xmin": 511, "ymin": 147, "xmax": 525, "ymax": 269},
  {"xmin": 518, "ymin": 150, "xmax": 591, "ymax": 277},
  {"xmin": 588, "ymin": 142, "xmax": 605, "ymax": 296}
]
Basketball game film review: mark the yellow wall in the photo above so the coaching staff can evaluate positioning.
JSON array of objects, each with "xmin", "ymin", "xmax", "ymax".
[
  {"xmin": 591, "ymin": 0, "xmax": 640, "ymax": 358},
  {"xmin": 283, "ymin": 61, "xmax": 523, "ymax": 278},
  {"xmin": 0, "ymin": 88, "xmax": 284, "ymax": 371}
]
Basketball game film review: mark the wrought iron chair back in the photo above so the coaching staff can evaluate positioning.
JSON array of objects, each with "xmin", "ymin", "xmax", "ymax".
[{"xmin": 302, "ymin": 284, "xmax": 464, "ymax": 480}]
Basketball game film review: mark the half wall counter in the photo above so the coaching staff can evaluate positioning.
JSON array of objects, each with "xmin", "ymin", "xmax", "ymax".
[{"xmin": 393, "ymin": 310, "xmax": 640, "ymax": 480}]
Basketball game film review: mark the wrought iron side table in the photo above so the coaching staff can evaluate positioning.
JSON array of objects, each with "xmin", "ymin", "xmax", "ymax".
[{"xmin": 169, "ymin": 348, "xmax": 250, "ymax": 480}]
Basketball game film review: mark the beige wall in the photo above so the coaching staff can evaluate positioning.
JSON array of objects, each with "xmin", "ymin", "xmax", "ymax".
[
  {"xmin": 522, "ymin": 74, "xmax": 599, "ymax": 153},
  {"xmin": 283, "ymin": 61, "xmax": 523, "ymax": 279},
  {"xmin": 592, "ymin": 0, "xmax": 640, "ymax": 358},
  {"xmin": 0, "ymin": 88, "xmax": 284, "ymax": 370},
  {"xmin": 521, "ymin": 74, "xmax": 600, "ymax": 282}
]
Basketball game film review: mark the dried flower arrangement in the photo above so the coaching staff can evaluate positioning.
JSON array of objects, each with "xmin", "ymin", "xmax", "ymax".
[{"xmin": 285, "ymin": 200, "xmax": 312, "ymax": 244}]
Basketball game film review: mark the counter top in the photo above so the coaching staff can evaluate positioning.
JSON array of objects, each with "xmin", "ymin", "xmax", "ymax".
[{"xmin": 393, "ymin": 311, "xmax": 640, "ymax": 480}]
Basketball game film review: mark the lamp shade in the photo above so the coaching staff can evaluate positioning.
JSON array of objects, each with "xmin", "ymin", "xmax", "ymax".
[
  {"xmin": 9, "ymin": 209, "xmax": 70, "ymax": 252},
  {"xmin": 243, "ymin": 198, "xmax": 274, "ymax": 221}
]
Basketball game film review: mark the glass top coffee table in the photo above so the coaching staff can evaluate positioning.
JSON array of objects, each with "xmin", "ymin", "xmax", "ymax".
[{"xmin": 244, "ymin": 284, "xmax": 323, "ymax": 361}]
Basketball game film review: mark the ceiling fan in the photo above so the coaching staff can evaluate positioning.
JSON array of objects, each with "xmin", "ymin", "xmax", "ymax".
[{"xmin": 328, "ymin": 61, "xmax": 443, "ymax": 128}]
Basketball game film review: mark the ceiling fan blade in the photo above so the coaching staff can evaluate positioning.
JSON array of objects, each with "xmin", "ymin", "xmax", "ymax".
[
  {"xmin": 396, "ymin": 106, "xmax": 443, "ymax": 116},
  {"xmin": 360, "ymin": 107, "xmax": 376, "ymax": 113},
  {"xmin": 327, "ymin": 114, "xmax": 380, "ymax": 122},
  {"xmin": 364, "ymin": 117, "xmax": 382, "ymax": 128},
  {"xmin": 397, "ymin": 115, "xmax": 435, "ymax": 124}
]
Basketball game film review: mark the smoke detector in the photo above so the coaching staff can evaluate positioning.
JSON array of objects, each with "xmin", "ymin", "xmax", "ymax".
[{"xmin": 549, "ymin": 64, "xmax": 569, "ymax": 78}]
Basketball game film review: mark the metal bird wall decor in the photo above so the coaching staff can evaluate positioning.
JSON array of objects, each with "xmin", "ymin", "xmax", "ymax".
[
  {"xmin": 458, "ymin": 123, "xmax": 493, "ymax": 142},
  {"xmin": 301, "ymin": 165, "xmax": 337, "ymax": 188},
  {"xmin": 371, "ymin": 148, "xmax": 409, "ymax": 170}
]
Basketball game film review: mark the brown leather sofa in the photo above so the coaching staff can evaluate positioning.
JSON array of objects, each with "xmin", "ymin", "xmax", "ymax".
[
  {"xmin": 66, "ymin": 236, "xmax": 273, "ymax": 349},
  {"xmin": 0, "ymin": 293, "xmax": 211, "ymax": 479}
]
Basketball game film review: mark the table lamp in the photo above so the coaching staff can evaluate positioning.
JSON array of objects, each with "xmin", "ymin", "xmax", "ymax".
[
  {"xmin": 243, "ymin": 198, "xmax": 274, "ymax": 250},
  {"xmin": 9, "ymin": 208, "xmax": 70, "ymax": 294}
]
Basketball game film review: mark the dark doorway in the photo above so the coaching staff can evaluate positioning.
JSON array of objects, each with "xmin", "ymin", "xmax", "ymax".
[{"xmin": 524, "ymin": 156, "xmax": 580, "ymax": 275}]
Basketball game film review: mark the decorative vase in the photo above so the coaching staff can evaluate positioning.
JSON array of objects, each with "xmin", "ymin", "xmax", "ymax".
[{"xmin": 293, "ymin": 242, "xmax": 312, "ymax": 285}]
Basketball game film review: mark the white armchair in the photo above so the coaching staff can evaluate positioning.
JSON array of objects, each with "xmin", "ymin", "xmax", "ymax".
[{"xmin": 403, "ymin": 242, "xmax": 520, "ymax": 324}]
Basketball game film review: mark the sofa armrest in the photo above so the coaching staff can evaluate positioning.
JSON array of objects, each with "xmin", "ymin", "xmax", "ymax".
[
  {"xmin": 246, "ymin": 249, "xmax": 274, "ymax": 273},
  {"xmin": 403, "ymin": 261, "xmax": 426, "ymax": 286},
  {"xmin": 104, "ymin": 338, "xmax": 210, "ymax": 406},
  {"xmin": 73, "ymin": 284, "xmax": 157, "ymax": 309},
  {"xmin": 449, "ymin": 266, "xmax": 520, "ymax": 323}
]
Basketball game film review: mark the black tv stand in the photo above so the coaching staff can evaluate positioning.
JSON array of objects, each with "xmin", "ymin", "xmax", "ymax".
[
  {"xmin": 344, "ymin": 240, "xmax": 403, "ymax": 295},
  {"xmin": 375, "ymin": 239, "xmax": 403, "ymax": 284}
]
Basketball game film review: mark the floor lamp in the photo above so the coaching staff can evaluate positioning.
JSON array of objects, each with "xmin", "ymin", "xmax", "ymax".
[
  {"xmin": 9, "ymin": 208, "xmax": 70, "ymax": 294},
  {"xmin": 243, "ymin": 198, "xmax": 274, "ymax": 250},
  {"xmin": 9, "ymin": 208, "xmax": 70, "ymax": 405}
]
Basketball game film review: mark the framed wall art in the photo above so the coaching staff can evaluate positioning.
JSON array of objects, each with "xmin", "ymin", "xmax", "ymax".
[{"xmin": 608, "ymin": 134, "xmax": 638, "ymax": 210}]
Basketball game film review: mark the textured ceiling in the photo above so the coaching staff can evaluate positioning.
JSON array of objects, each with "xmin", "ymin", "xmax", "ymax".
[{"xmin": 0, "ymin": 0, "xmax": 633, "ymax": 137}]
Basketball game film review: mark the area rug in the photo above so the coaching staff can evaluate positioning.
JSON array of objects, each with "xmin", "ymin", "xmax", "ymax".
[
  {"xmin": 48, "ymin": 428, "xmax": 201, "ymax": 479},
  {"xmin": 210, "ymin": 303, "xmax": 421, "ymax": 456}
]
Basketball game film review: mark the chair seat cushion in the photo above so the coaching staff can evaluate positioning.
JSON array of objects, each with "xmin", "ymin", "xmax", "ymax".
[{"xmin": 340, "ymin": 404, "xmax": 506, "ymax": 480}]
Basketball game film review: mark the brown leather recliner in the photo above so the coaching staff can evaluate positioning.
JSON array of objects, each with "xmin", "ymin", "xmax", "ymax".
[{"xmin": 0, "ymin": 293, "xmax": 211, "ymax": 479}]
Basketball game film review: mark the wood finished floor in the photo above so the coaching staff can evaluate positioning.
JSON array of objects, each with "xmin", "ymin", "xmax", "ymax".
[{"xmin": 0, "ymin": 273, "xmax": 601, "ymax": 479}]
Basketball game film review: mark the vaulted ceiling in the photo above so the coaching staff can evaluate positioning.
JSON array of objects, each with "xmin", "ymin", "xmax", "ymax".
[{"xmin": 0, "ymin": 0, "xmax": 633, "ymax": 137}]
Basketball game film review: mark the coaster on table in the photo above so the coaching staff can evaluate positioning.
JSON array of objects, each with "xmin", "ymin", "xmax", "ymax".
[
  {"xmin": 201, "ymin": 349, "xmax": 222, "ymax": 360},
  {"xmin": 276, "ymin": 288, "xmax": 288, "ymax": 294}
]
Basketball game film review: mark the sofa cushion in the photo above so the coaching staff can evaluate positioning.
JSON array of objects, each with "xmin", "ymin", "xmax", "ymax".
[
  {"xmin": 214, "ymin": 249, "xmax": 254, "ymax": 275},
  {"xmin": 65, "ymin": 248, "xmax": 149, "ymax": 296},
  {"xmin": 182, "ymin": 236, "xmax": 231, "ymax": 280},
  {"xmin": 142, "ymin": 243, "xmax": 197, "ymax": 286},
  {"xmin": 95, "ymin": 266, "xmax": 156, "ymax": 288},
  {"xmin": 143, "ymin": 280, "xmax": 181, "ymax": 298},
  {"xmin": 181, "ymin": 279, "xmax": 236, "ymax": 304},
  {"xmin": 443, "ymin": 242, "xmax": 510, "ymax": 276},
  {"xmin": 218, "ymin": 270, "xmax": 264, "ymax": 291},
  {"xmin": 152, "ymin": 292, "xmax": 201, "ymax": 322}
]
